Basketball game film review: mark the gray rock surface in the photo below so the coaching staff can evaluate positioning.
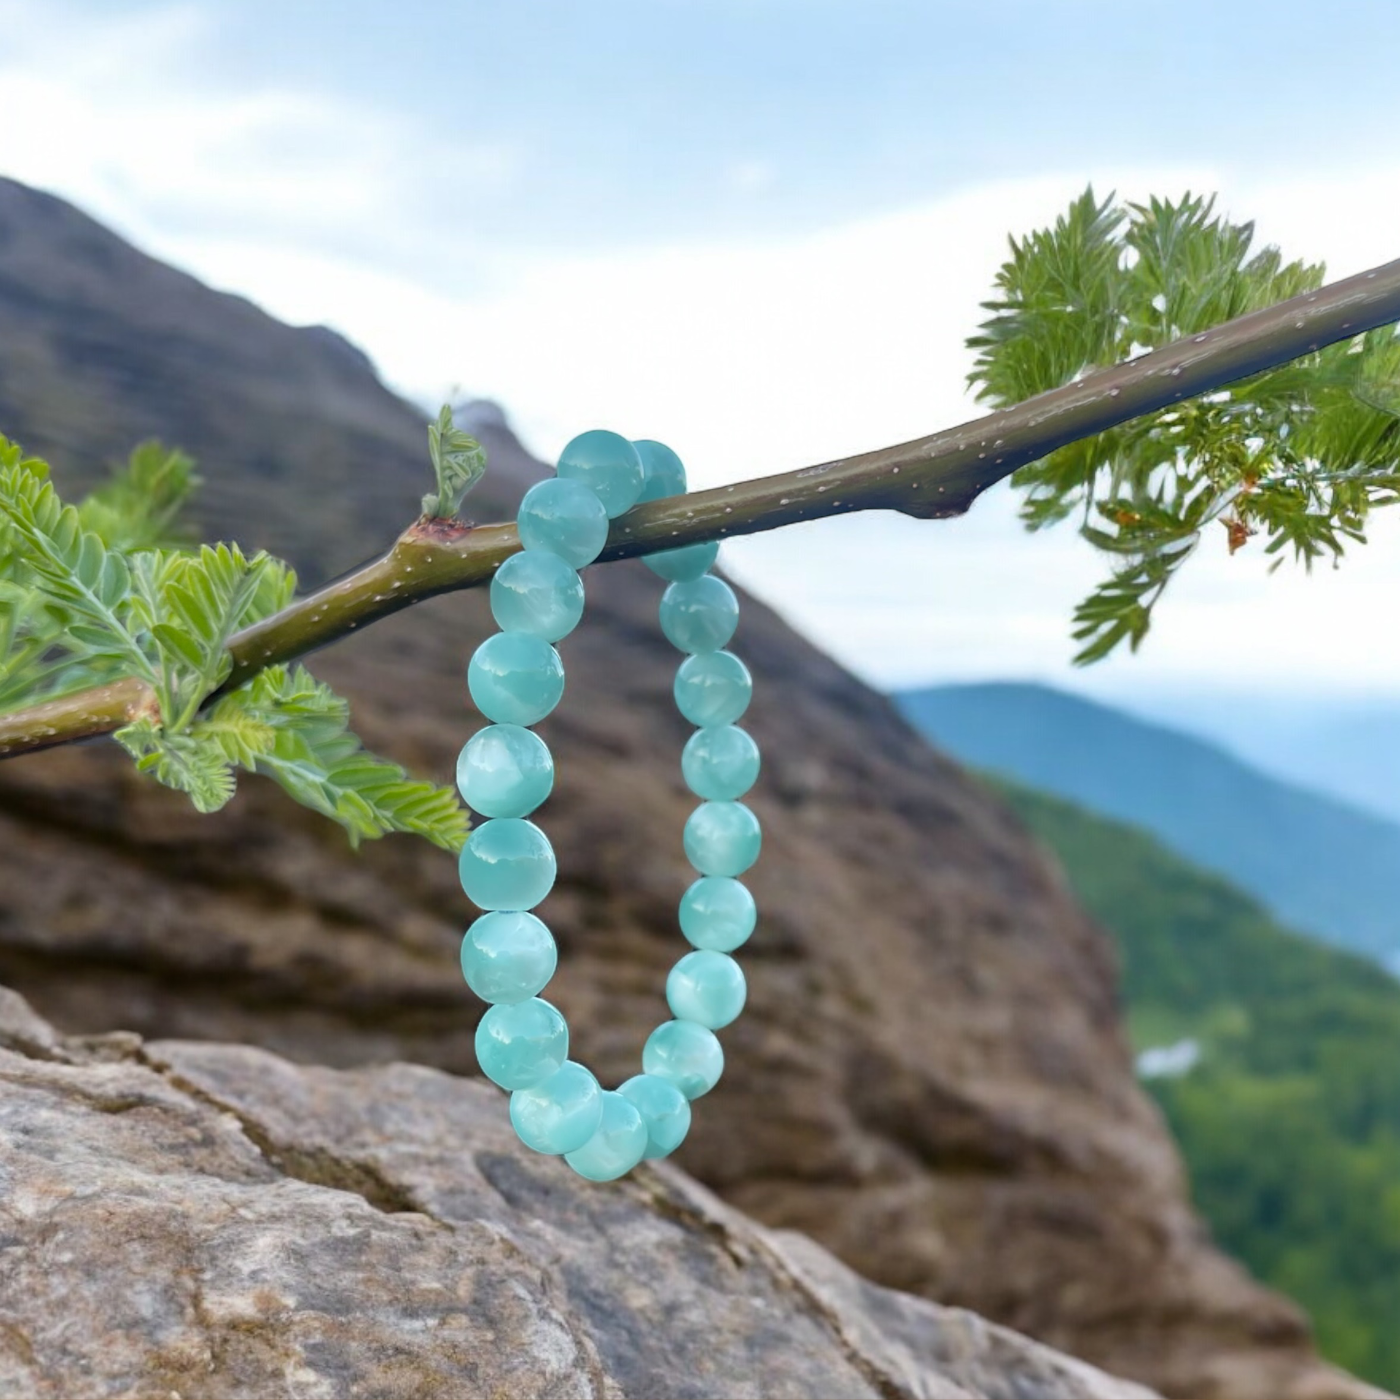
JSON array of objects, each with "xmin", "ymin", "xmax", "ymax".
[{"xmin": 0, "ymin": 988, "xmax": 1155, "ymax": 1400}]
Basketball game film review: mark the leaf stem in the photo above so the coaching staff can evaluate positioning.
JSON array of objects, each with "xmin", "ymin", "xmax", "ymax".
[{"xmin": 3, "ymin": 253, "xmax": 1400, "ymax": 760}]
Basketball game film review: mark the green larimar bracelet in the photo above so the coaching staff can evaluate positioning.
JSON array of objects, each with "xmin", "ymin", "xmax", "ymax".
[{"xmin": 455, "ymin": 431, "xmax": 760, "ymax": 1180}]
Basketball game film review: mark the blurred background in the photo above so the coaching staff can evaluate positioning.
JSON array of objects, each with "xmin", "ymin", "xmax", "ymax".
[{"xmin": 2, "ymin": 2, "xmax": 1398, "ymax": 1395}]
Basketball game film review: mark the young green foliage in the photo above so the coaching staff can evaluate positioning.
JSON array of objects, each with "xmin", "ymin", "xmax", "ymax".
[
  {"xmin": 968, "ymin": 190, "xmax": 1400, "ymax": 663},
  {"xmin": 0, "ymin": 432, "xmax": 468, "ymax": 849},
  {"xmin": 205, "ymin": 665, "xmax": 468, "ymax": 849},
  {"xmin": 424, "ymin": 403, "xmax": 487, "ymax": 518},
  {"xmin": 0, "ymin": 439, "xmax": 156, "ymax": 692},
  {"xmin": 77, "ymin": 441, "xmax": 199, "ymax": 551}
]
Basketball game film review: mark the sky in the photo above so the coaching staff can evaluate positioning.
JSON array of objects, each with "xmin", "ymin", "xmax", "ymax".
[{"xmin": 2, "ymin": 0, "xmax": 1399, "ymax": 708}]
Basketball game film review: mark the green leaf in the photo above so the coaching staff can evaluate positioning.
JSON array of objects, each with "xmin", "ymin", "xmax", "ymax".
[
  {"xmin": 114, "ymin": 716, "xmax": 237, "ymax": 813},
  {"xmin": 77, "ymin": 441, "xmax": 199, "ymax": 551},
  {"xmin": 423, "ymin": 404, "xmax": 487, "ymax": 518},
  {"xmin": 148, "ymin": 622, "xmax": 208, "ymax": 672},
  {"xmin": 196, "ymin": 702, "xmax": 278, "ymax": 768},
  {"xmin": 0, "ymin": 456, "xmax": 154, "ymax": 679},
  {"xmin": 208, "ymin": 664, "xmax": 469, "ymax": 850},
  {"xmin": 0, "ymin": 436, "xmax": 432, "ymax": 850},
  {"xmin": 124, "ymin": 543, "xmax": 288, "ymax": 721},
  {"xmin": 968, "ymin": 191, "xmax": 1400, "ymax": 663}
]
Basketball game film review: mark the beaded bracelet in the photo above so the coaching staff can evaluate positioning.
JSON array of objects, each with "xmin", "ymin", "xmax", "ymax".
[{"xmin": 454, "ymin": 431, "xmax": 760, "ymax": 1181}]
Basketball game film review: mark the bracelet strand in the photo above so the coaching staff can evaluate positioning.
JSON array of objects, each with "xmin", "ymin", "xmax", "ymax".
[{"xmin": 454, "ymin": 432, "xmax": 760, "ymax": 1180}]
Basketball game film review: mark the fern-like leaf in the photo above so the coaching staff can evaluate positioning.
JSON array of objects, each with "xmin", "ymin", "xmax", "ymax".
[
  {"xmin": 114, "ymin": 716, "xmax": 238, "ymax": 813},
  {"xmin": 209, "ymin": 665, "xmax": 469, "ymax": 850},
  {"xmin": 0, "ymin": 435, "xmax": 457, "ymax": 851},
  {"xmin": 968, "ymin": 190, "xmax": 1400, "ymax": 662},
  {"xmin": 0, "ymin": 455, "xmax": 152, "ymax": 678},
  {"xmin": 76, "ymin": 441, "xmax": 198, "ymax": 550}
]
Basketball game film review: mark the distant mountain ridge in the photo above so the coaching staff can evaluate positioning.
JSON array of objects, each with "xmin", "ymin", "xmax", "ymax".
[
  {"xmin": 896, "ymin": 681, "xmax": 1400, "ymax": 965},
  {"xmin": 1133, "ymin": 694, "xmax": 1400, "ymax": 828}
]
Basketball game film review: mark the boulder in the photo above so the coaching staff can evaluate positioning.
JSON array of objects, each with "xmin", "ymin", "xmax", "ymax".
[{"xmin": 0, "ymin": 987, "xmax": 1153, "ymax": 1400}]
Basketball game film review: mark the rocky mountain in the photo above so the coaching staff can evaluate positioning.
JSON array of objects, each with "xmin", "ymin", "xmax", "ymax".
[
  {"xmin": 897, "ymin": 682, "xmax": 1400, "ymax": 966},
  {"xmin": 0, "ymin": 176, "xmax": 1375, "ymax": 1399}
]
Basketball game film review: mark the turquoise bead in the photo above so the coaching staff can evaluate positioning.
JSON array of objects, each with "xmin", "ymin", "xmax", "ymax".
[
  {"xmin": 461, "ymin": 911, "xmax": 557, "ymax": 1004},
  {"xmin": 564, "ymin": 1090, "xmax": 649, "ymax": 1181},
  {"xmin": 617, "ymin": 1073, "xmax": 692, "ymax": 1159},
  {"xmin": 517, "ymin": 478, "xmax": 609, "ymax": 567},
  {"xmin": 679, "ymin": 877, "xmax": 756, "ymax": 952},
  {"xmin": 456, "ymin": 724, "xmax": 554, "ymax": 818},
  {"xmin": 644, "ymin": 540, "xmax": 719, "ymax": 583},
  {"xmin": 674, "ymin": 651, "xmax": 752, "ymax": 727},
  {"xmin": 510, "ymin": 1060, "xmax": 604, "ymax": 1154},
  {"xmin": 659, "ymin": 577, "xmax": 739, "ymax": 654},
  {"xmin": 633, "ymin": 439, "xmax": 687, "ymax": 502},
  {"xmin": 666, "ymin": 950, "xmax": 747, "ymax": 1030},
  {"xmin": 491, "ymin": 550, "xmax": 584, "ymax": 641},
  {"xmin": 459, "ymin": 818, "xmax": 556, "ymax": 910},
  {"xmin": 683, "ymin": 801, "xmax": 761, "ymax": 877},
  {"xmin": 468, "ymin": 632, "xmax": 565, "ymax": 726},
  {"xmin": 557, "ymin": 430, "xmax": 645, "ymax": 518},
  {"xmin": 642, "ymin": 1020, "xmax": 724, "ymax": 1100},
  {"xmin": 682, "ymin": 725, "xmax": 760, "ymax": 800},
  {"xmin": 475, "ymin": 997, "xmax": 568, "ymax": 1089}
]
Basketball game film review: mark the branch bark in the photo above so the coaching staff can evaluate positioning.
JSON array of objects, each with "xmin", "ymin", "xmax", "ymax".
[{"xmin": 4, "ymin": 253, "xmax": 1400, "ymax": 760}]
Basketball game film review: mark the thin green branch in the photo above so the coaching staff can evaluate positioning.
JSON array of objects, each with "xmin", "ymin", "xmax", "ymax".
[
  {"xmin": 3, "ymin": 252, "xmax": 1399, "ymax": 761},
  {"xmin": 0, "ymin": 676, "xmax": 155, "ymax": 750}
]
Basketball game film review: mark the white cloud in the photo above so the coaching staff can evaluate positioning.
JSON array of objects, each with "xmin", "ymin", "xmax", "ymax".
[
  {"xmin": 2, "ymin": 3, "xmax": 1398, "ymax": 700},
  {"xmin": 0, "ymin": 1, "xmax": 518, "ymax": 274}
]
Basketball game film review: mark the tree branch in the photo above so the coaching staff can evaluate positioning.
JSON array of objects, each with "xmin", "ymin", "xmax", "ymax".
[{"xmin": 4, "ymin": 253, "xmax": 1400, "ymax": 761}]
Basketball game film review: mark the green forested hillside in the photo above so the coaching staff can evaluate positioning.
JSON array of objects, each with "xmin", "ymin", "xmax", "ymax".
[{"xmin": 990, "ymin": 777, "xmax": 1400, "ymax": 1390}]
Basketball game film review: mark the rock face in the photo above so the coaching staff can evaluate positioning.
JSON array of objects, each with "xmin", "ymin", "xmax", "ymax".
[
  {"xmin": 0, "ymin": 176, "xmax": 1376, "ymax": 1399},
  {"xmin": 0, "ymin": 987, "xmax": 1155, "ymax": 1400}
]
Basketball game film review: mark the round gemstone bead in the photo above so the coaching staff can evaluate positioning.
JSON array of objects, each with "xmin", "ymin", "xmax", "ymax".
[
  {"xmin": 659, "ymin": 577, "xmax": 739, "ymax": 654},
  {"xmin": 510, "ymin": 1060, "xmax": 604, "ymax": 1154},
  {"xmin": 517, "ymin": 478, "xmax": 609, "ymax": 567},
  {"xmin": 475, "ymin": 997, "xmax": 568, "ymax": 1089},
  {"xmin": 490, "ymin": 550, "xmax": 585, "ymax": 642},
  {"xmin": 468, "ymin": 632, "xmax": 565, "ymax": 726},
  {"xmin": 666, "ymin": 950, "xmax": 747, "ymax": 1030},
  {"xmin": 617, "ymin": 1073, "xmax": 692, "ymax": 1159},
  {"xmin": 557, "ymin": 430, "xmax": 645, "ymax": 519},
  {"xmin": 459, "ymin": 818, "xmax": 557, "ymax": 910},
  {"xmin": 683, "ymin": 801, "xmax": 761, "ymax": 877},
  {"xmin": 456, "ymin": 724, "xmax": 554, "ymax": 818},
  {"xmin": 644, "ymin": 540, "xmax": 720, "ymax": 583},
  {"xmin": 633, "ymin": 439, "xmax": 687, "ymax": 502},
  {"xmin": 642, "ymin": 1020, "xmax": 724, "ymax": 1100},
  {"xmin": 564, "ymin": 1090, "xmax": 649, "ymax": 1181},
  {"xmin": 461, "ymin": 910, "xmax": 557, "ymax": 1004},
  {"xmin": 674, "ymin": 651, "xmax": 752, "ymax": 727},
  {"xmin": 682, "ymin": 725, "xmax": 760, "ymax": 800},
  {"xmin": 679, "ymin": 877, "xmax": 756, "ymax": 952}
]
